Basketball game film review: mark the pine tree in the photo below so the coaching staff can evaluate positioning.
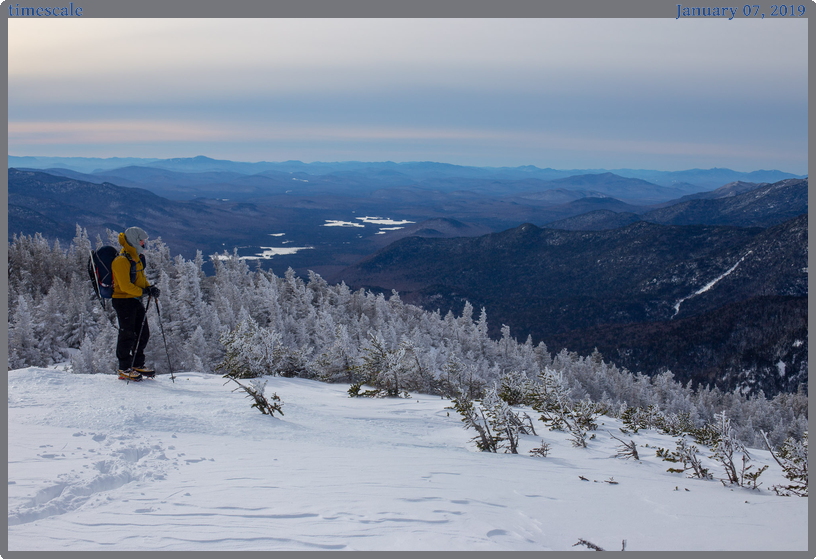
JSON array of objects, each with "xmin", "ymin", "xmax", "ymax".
[
  {"xmin": 70, "ymin": 315, "xmax": 117, "ymax": 375},
  {"xmin": 497, "ymin": 369, "xmax": 535, "ymax": 406},
  {"xmin": 348, "ymin": 333, "xmax": 412, "ymax": 398},
  {"xmin": 481, "ymin": 385, "xmax": 520, "ymax": 454},
  {"xmin": 216, "ymin": 315, "xmax": 282, "ymax": 379},
  {"xmin": 184, "ymin": 326, "xmax": 211, "ymax": 373},
  {"xmin": 762, "ymin": 430, "xmax": 808, "ymax": 496},
  {"xmin": 9, "ymin": 295, "xmax": 39, "ymax": 368},
  {"xmin": 64, "ymin": 272, "xmax": 99, "ymax": 349},
  {"xmin": 33, "ymin": 277, "xmax": 69, "ymax": 364},
  {"xmin": 529, "ymin": 367, "xmax": 599, "ymax": 447}
]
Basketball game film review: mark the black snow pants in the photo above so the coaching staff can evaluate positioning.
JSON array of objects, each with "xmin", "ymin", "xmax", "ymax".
[{"xmin": 112, "ymin": 297, "xmax": 150, "ymax": 370}]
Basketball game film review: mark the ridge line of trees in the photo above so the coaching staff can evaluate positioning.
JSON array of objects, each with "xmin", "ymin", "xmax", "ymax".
[{"xmin": 7, "ymin": 227, "xmax": 807, "ymax": 449}]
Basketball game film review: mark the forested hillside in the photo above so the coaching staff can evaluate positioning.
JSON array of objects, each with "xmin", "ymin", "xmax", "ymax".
[
  {"xmin": 7, "ymin": 228, "xmax": 807, "ymax": 450},
  {"xmin": 336, "ymin": 214, "xmax": 807, "ymax": 396}
]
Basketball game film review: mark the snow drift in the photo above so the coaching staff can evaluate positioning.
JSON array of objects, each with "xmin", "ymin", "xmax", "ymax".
[{"xmin": 7, "ymin": 366, "xmax": 807, "ymax": 551}]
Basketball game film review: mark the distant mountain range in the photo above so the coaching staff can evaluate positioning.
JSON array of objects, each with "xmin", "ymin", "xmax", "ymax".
[
  {"xmin": 666, "ymin": 180, "xmax": 770, "ymax": 203},
  {"xmin": 8, "ymin": 166, "xmax": 809, "ymax": 396},
  {"xmin": 7, "ymin": 169, "xmax": 291, "ymax": 259},
  {"xmin": 9, "ymin": 166, "xmax": 807, "ymax": 271},
  {"xmin": 7, "ymin": 168, "xmax": 504, "ymax": 277},
  {"xmin": 516, "ymin": 172, "xmax": 685, "ymax": 203},
  {"xmin": 636, "ymin": 179, "xmax": 807, "ymax": 228},
  {"xmin": 546, "ymin": 178, "xmax": 808, "ymax": 231},
  {"xmin": 8, "ymin": 154, "xmax": 805, "ymax": 195}
]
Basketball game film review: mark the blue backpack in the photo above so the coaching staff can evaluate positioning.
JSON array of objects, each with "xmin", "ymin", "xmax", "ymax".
[{"xmin": 88, "ymin": 246, "xmax": 119, "ymax": 301}]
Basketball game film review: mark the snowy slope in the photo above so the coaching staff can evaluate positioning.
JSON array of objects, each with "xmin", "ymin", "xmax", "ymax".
[{"xmin": 7, "ymin": 366, "xmax": 808, "ymax": 551}]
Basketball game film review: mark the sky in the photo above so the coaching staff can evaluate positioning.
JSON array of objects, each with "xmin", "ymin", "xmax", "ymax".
[{"xmin": 7, "ymin": 19, "xmax": 809, "ymax": 173}]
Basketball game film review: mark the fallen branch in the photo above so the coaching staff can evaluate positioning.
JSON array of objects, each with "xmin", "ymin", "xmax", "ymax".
[
  {"xmin": 224, "ymin": 377, "xmax": 283, "ymax": 417},
  {"xmin": 573, "ymin": 538, "xmax": 604, "ymax": 551},
  {"xmin": 573, "ymin": 538, "xmax": 628, "ymax": 551},
  {"xmin": 610, "ymin": 433, "xmax": 639, "ymax": 460}
]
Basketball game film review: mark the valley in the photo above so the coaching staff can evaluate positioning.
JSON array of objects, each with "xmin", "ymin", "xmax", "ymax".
[{"xmin": 7, "ymin": 159, "xmax": 808, "ymax": 396}]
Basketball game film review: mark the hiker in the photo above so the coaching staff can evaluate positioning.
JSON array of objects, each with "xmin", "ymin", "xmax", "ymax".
[{"xmin": 112, "ymin": 227, "xmax": 161, "ymax": 381}]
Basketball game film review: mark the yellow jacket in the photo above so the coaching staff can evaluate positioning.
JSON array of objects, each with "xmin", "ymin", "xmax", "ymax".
[{"xmin": 112, "ymin": 232, "xmax": 151, "ymax": 298}]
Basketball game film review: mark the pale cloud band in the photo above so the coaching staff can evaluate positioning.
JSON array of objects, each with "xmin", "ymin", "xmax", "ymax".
[
  {"xmin": 7, "ymin": 18, "xmax": 808, "ymax": 172},
  {"xmin": 9, "ymin": 119, "xmax": 798, "ymax": 164}
]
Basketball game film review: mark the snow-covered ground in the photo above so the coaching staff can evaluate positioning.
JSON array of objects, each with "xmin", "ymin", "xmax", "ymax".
[{"xmin": 8, "ymin": 366, "xmax": 807, "ymax": 551}]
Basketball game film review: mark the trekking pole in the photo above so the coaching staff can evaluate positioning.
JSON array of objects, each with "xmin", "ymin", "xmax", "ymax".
[
  {"xmin": 126, "ymin": 295, "xmax": 151, "ymax": 384},
  {"xmin": 88, "ymin": 249, "xmax": 107, "ymax": 311},
  {"xmin": 154, "ymin": 298, "xmax": 175, "ymax": 383}
]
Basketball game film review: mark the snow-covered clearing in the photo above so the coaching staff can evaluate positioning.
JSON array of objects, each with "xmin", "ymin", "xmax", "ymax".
[
  {"xmin": 240, "ymin": 246, "xmax": 314, "ymax": 260},
  {"xmin": 672, "ymin": 251, "xmax": 752, "ymax": 318},
  {"xmin": 323, "ymin": 220, "xmax": 364, "ymax": 228},
  {"xmin": 356, "ymin": 216, "xmax": 415, "ymax": 226},
  {"xmin": 7, "ymin": 366, "xmax": 807, "ymax": 551},
  {"xmin": 323, "ymin": 216, "xmax": 415, "ymax": 228}
]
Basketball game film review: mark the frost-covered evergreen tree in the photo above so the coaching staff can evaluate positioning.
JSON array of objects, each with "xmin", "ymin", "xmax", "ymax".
[
  {"xmin": 34, "ymin": 277, "xmax": 69, "ymax": 364},
  {"xmin": 217, "ymin": 314, "xmax": 282, "ymax": 379},
  {"xmin": 449, "ymin": 388, "xmax": 499, "ymax": 453},
  {"xmin": 348, "ymin": 333, "xmax": 418, "ymax": 398},
  {"xmin": 481, "ymin": 385, "xmax": 520, "ymax": 454},
  {"xmin": 529, "ymin": 367, "xmax": 600, "ymax": 447},
  {"xmin": 184, "ymin": 326, "xmax": 211, "ymax": 374},
  {"xmin": 497, "ymin": 369, "xmax": 536, "ymax": 406},
  {"xmin": 9, "ymin": 295, "xmax": 40, "ymax": 369},
  {"xmin": 70, "ymin": 323, "xmax": 118, "ymax": 375},
  {"xmin": 762, "ymin": 430, "xmax": 808, "ymax": 496}
]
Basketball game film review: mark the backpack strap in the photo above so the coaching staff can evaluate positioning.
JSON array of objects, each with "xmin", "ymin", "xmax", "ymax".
[{"xmin": 121, "ymin": 251, "xmax": 146, "ymax": 285}]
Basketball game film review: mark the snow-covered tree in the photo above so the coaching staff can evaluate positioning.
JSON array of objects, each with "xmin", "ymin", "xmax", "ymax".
[
  {"xmin": 9, "ymin": 295, "xmax": 40, "ymax": 368},
  {"xmin": 216, "ymin": 314, "xmax": 282, "ymax": 379},
  {"xmin": 762, "ymin": 430, "xmax": 808, "ymax": 496},
  {"xmin": 710, "ymin": 411, "xmax": 758, "ymax": 487}
]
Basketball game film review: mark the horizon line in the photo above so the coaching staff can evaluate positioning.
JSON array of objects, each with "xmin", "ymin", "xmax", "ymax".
[{"xmin": 6, "ymin": 154, "xmax": 808, "ymax": 176}]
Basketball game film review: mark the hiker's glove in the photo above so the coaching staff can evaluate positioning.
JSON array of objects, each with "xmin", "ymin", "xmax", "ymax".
[{"xmin": 145, "ymin": 286, "xmax": 160, "ymax": 298}]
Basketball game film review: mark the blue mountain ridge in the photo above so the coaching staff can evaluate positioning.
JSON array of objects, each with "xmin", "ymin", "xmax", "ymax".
[{"xmin": 8, "ymin": 155, "xmax": 805, "ymax": 190}]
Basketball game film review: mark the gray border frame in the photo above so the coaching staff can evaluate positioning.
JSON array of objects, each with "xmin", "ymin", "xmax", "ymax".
[
  {"xmin": 5, "ymin": 0, "xmax": 813, "ymax": 18},
  {"xmin": 4, "ymin": 1, "xmax": 811, "ymax": 558},
  {"xmin": 5, "ymin": 0, "xmax": 698, "ymax": 18}
]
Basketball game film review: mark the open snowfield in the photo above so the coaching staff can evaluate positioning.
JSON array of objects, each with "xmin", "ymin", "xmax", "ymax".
[{"xmin": 7, "ymin": 366, "xmax": 808, "ymax": 551}]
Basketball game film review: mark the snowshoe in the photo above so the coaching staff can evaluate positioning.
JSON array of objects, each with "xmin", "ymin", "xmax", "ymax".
[
  {"xmin": 118, "ymin": 369, "xmax": 143, "ymax": 382},
  {"xmin": 132, "ymin": 366, "xmax": 155, "ymax": 378}
]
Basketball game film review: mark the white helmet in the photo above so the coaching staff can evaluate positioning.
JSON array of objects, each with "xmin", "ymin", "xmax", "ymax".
[{"xmin": 124, "ymin": 226, "xmax": 148, "ymax": 255}]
